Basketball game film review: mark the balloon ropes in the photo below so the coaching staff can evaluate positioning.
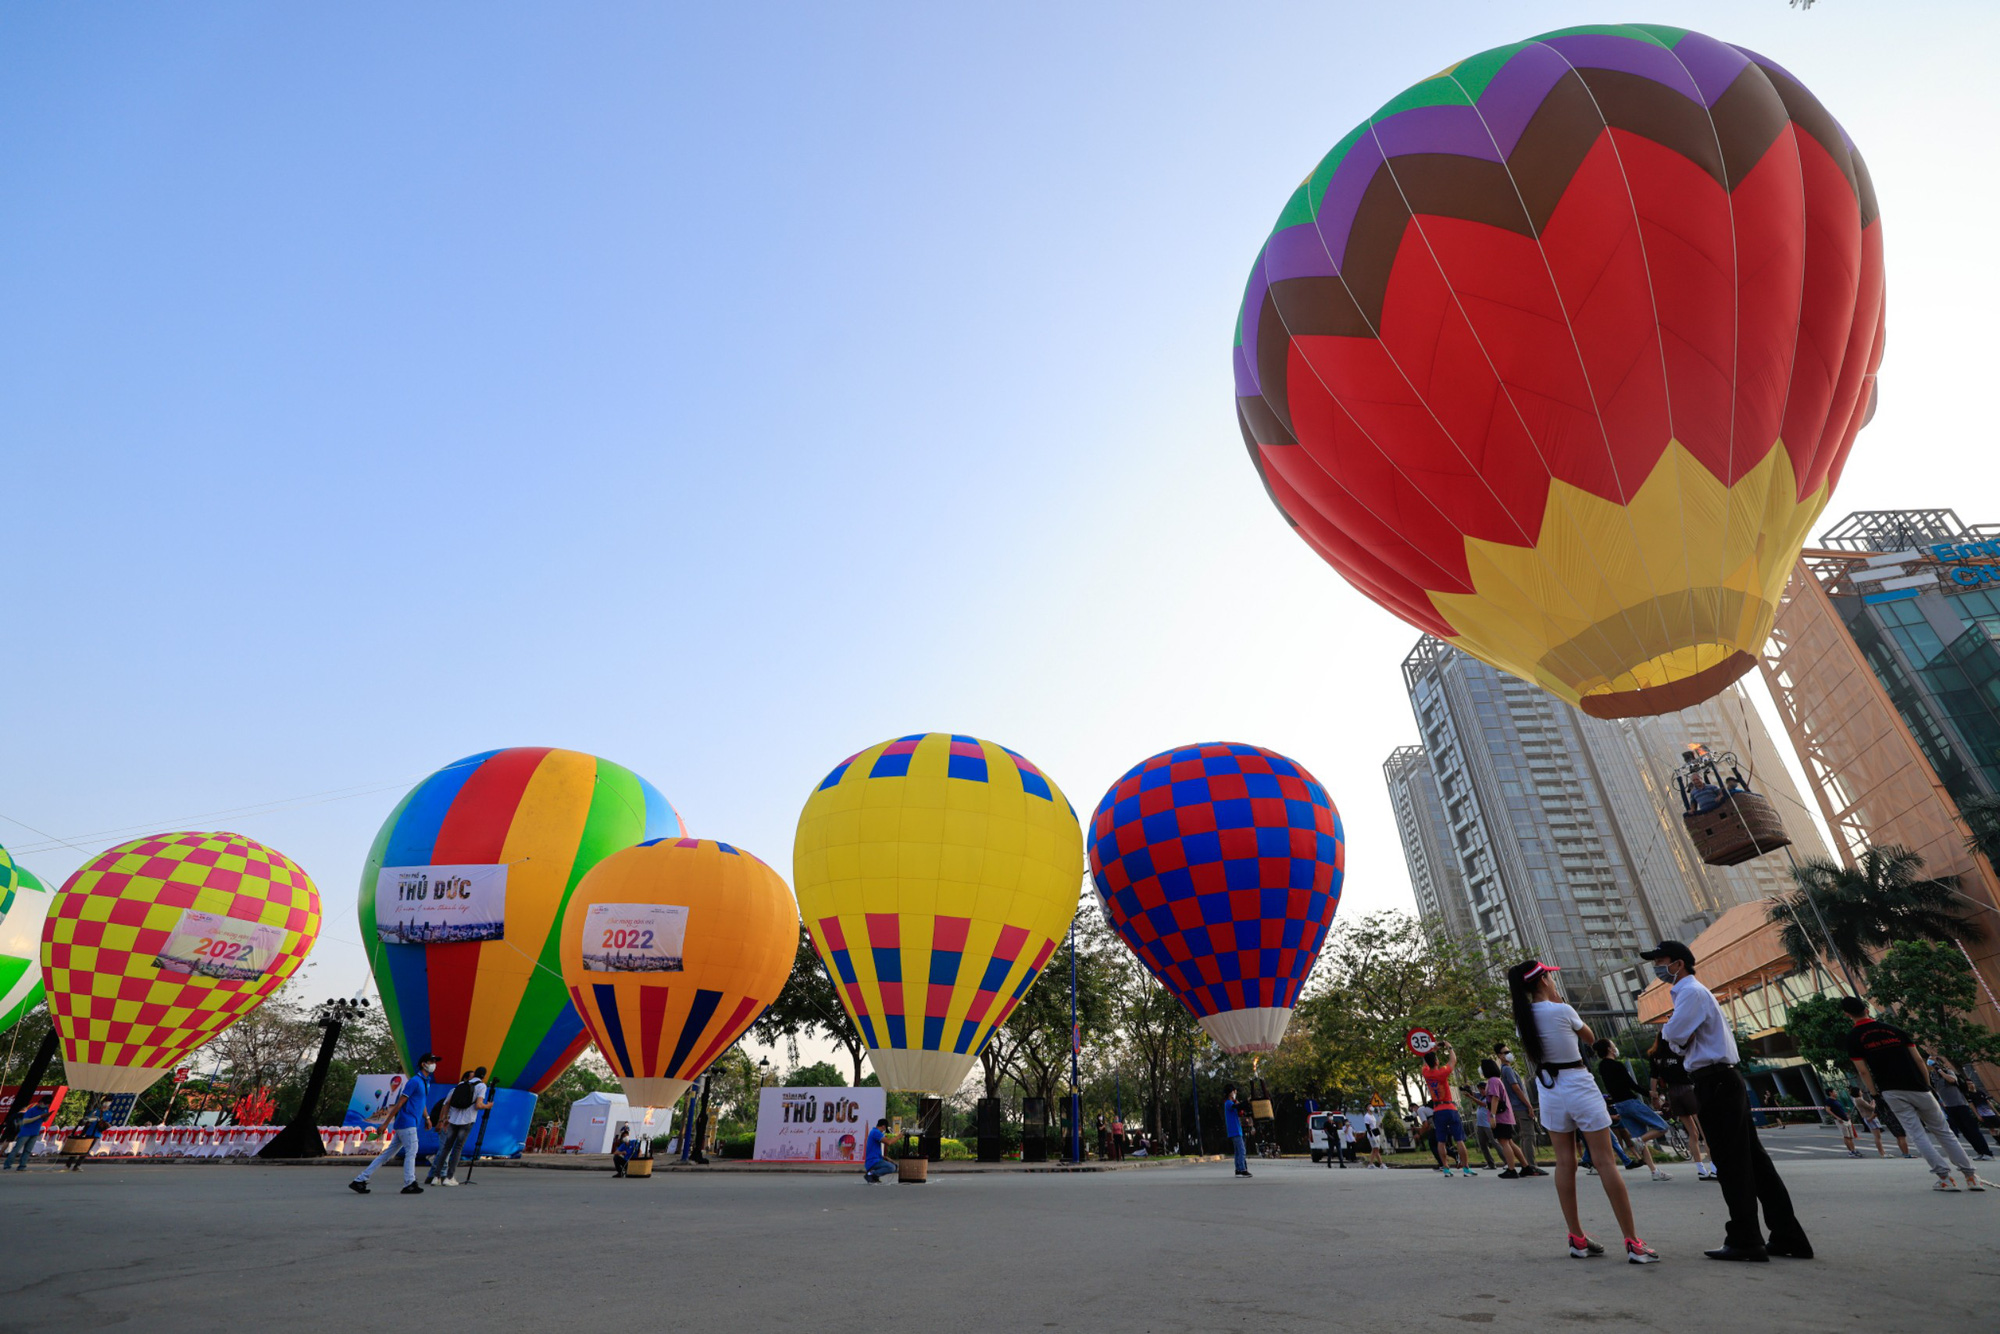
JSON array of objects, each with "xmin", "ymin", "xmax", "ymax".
[
  {"xmin": 1088, "ymin": 743, "xmax": 1344, "ymax": 1054},
  {"xmin": 0, "ymin": 847, "xmax": 53, "ymax": 1034},
  {"xmin": 42, "ymin": 832, "xmax": 322, "ymax": 1094},
  {"xmin": 559, "ymin": 837, "xmax": 798, "ymax": 1108},
  {"xmin": 794, "ymin": 733, "xmax": 1083, "ymax": 1093},
  {"xmin": 1233, "ymin": 25, "xmax": 1884, "ymax": 718},
  {"xmin": 359, "ymin": 747, "xmax": 684, "ymax": 1092}
]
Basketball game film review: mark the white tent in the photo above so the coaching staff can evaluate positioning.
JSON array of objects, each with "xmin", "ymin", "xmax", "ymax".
[{"xmin": 562, "ymin": 1091, "xmax": 673, "ymax": 1154}]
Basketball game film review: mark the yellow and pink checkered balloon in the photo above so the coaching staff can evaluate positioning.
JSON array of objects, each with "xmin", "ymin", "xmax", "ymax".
[{"xmin": 42, "ymin": 831, "xmax": 321, "ymax": 1094}]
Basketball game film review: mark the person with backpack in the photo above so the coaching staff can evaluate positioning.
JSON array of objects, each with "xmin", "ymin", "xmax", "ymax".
[{"xmin": 426, "ymin": 1065, "xmax": 490, "ymax": 1187}]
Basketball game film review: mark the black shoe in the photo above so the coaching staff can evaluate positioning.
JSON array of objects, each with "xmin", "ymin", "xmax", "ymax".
[
  {"xmin": 400, "ymin": 1183, "xmax": 424, "ymax": 1195},
  {"xmin": 1765, "ymin": 1240, "xmax": 1814, "ymax": 1260},
  {"xmin": 1236, "ymin": 1170, "xmax": 1253, "ymax": 1177},
  {"xmin": 349, "ymin": 1180, "xmax": 369, "ymax": 1194},
  {"xmin": 1527, "ymin": 1167, "xmax": 1549, "ymax": 1176},
  {"xmin": 1497, "ymin": 1168, "xmax": 1520, "ymax": 1179},
  {"xmin": 1704, "ymin": 1244, "xmax": 1769, "ymax": 1262}
]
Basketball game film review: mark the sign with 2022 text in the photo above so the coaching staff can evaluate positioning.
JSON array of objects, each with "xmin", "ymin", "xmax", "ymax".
[
  {"xmin": 374, "ymin": 865, "xmax": 508, "ymax": 944},
  {"xmin": 581, "ymin": 902, "xmax": 688, "ymax": 972},
  {"xmin": 154, "ymin": 909, "xmax": 285, "ymax": 981}
]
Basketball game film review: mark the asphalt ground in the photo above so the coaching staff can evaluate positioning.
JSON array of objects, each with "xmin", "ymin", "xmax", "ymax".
[{"xmin": 0, "ymin": 1132, "xmax": 1993, "ymax": 1334}]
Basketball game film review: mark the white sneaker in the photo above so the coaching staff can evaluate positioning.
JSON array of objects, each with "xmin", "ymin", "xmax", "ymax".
[
  {"xmin": 441, "ymin": 1177, "xmax": 458, "ymax": 1187},
  {"xmin": 1651, "ymin": 1169, "xmax": 1673, "ymax": 1181}
]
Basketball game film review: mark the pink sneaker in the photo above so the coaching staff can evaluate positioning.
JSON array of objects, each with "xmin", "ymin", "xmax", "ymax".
[{"xmin": 1625, "ymin": 1237, "xmax": 1661, "ymax": 1264}]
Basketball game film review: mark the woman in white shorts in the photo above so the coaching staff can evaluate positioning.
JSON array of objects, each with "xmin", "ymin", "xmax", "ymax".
[{"xmin": 1507, "ymin": 959, "xmax": 1658, "ymax": 1264}]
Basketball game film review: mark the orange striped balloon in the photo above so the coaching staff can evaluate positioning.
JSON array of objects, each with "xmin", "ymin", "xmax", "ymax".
[{"xmin": 558, "ymin": 838, "xmax": 797, "ymax": 1107}]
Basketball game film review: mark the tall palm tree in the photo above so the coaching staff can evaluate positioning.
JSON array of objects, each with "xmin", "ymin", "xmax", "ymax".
[
  {"xmin": 1962, "ymin": 793, "xmax": 2000, "ymax": 877},
  {"xmin": 1767, "ymin": 845, "xmax": 1982, "ymax": 982}
]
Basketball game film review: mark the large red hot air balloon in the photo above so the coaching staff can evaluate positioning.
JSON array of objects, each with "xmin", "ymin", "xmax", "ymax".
[{"xmin": 1234, "ymin": 25, "xmax": 1884, "ymax": 718}]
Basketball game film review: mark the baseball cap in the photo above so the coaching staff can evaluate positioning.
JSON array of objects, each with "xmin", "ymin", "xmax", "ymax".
[
  {"xmin": 1519, "ymin": 960, "xmax": 1560, "ymax": 983},
  {"xmin": 1639, "ymin": 941, "xmax": 1696, "ymax": 968}
]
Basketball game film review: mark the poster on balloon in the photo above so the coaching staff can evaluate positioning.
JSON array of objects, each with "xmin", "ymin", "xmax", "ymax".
[
  {"xmin": 752, "ymin": 1087, "xmax": 884, "ymax": 1163},
  {"xmin": 373, "ymin": 864, "xmax": 508, "ymax": 944},
  {"xmin": 580, "ymin": 902, "xmax": 687, "ymax": 973},
  {"xmin": 153, "ymin": 909, "xmax": 285, "ymax": 981}
]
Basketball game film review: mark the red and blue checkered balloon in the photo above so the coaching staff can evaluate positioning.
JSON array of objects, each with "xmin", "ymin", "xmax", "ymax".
[{"xmin": 1088, "ymin": 743, "xmax": 1344, "ymax": 1053}]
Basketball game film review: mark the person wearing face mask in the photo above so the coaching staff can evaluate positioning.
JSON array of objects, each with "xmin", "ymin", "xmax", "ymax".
[
  {"xmin": 350, "ymin": 1052, "xmax": 439, "ymax": 1196},
  {"xmin": 1645, "ymin": 942, "xmax": 1811, "ymax": 1261},
  {"xmin": 1492, "ymin": 1040, "xmax": 1548, "ymax": 1175}
]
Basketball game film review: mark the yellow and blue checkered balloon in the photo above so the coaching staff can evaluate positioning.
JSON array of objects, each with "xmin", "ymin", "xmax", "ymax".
[{"xmin": 794, "ymin": 733, "xmax": 1083, "ymax": 1093}]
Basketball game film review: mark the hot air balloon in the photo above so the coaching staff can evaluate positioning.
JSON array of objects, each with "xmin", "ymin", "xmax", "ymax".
[
  {"xmin": 559, "ymin": 838, "xmax": 798, "ymax": 1107},
  {"xmin": 359, "ymin": 747, "xmax": 683, "ymax": 1091},
  {"xmin": 1, "ymin": 842, "xmax": 32, "ymax": 924},
  {"xmin": 1088, "ymin": 744, "xmax": 1344, "ymax": 1054},
  {"xmin": 40, "ymin": 831, "xmax": 321, "ymax": 1093},
  {"xmin": 0, "ymin": 849, "xmax": 52, "ymax": 1034},
  {"xmin": 1234, "ymin": 25, "xmax": 1884, "ymax": 718},
  {"xmin": 794, "ymin": 733, "xmax": 1083, "ymax": 1093}
]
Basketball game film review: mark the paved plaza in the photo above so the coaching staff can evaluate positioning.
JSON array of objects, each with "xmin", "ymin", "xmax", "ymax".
[{"xmin": 1, "ymin": 1132, "xmax": 1993, "ymax": 1333}]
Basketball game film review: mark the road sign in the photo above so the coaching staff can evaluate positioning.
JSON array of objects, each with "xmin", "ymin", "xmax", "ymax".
[
  {"xmin": 1404, "ymin": 1028, "xmax": 1437, "ymax": 1057},
  {"xmin": 173, "ymin": 1068, "xmax": 191, "ymax": 1084}
]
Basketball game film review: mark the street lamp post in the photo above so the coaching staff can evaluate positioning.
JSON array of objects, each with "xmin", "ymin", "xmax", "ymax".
[
  {"xmin": 258, "ymin": 997, "xmax": 371, "ymax": 1160},
  {"xmin": 1068, "ymin": 917, "xmax": 1084, "ymax": 1164}
]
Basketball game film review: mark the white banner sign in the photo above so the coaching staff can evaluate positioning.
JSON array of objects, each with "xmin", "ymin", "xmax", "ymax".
[
  {"xmin": 752, "ymin": 1087, "xmax": 884, "ymax": 1164},
  {"xmin": 581, "ymin": 902, "xmax": 687, "ymax": 972},
  {"xmin": 374, "ymin": 864, "xmax": 508, "ymax": 944},
  {"xmin": 154, "ymin": 909, "xmax": 284, "ymax": 981}
]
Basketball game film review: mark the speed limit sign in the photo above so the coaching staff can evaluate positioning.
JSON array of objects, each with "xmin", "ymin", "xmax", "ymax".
[{"xmin": 1405, "ymin": 1028, "xmax": 1437, "ymax": 1056}]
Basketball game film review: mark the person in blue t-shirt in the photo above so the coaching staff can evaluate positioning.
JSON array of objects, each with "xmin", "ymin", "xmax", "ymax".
[
  {"xmin": 4, "ymin": 1094, "xmax": 53, "ymax": 1171},
  {"xmin": 350, "ymin": 1053, "xmax": 438, "ymax": 1195},
  {"xmin": 864, "ymin": 1118, "xmax": 896, "ymax": 1183},
  {"xmin": 1223, "ymin": 1084, "xmax": 1251, "ymax": 1179}
]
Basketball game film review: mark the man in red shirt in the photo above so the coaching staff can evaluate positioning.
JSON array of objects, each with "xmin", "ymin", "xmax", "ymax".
[{"xmin": 1422, "ymin": 1041, "xmax": 1477, "ymax": 1178}]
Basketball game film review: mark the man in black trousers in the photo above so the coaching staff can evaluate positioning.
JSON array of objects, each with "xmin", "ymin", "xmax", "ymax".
[{"xmin": 1644, "ymin": 941, "xmax": 1811, "ymax": 1262}]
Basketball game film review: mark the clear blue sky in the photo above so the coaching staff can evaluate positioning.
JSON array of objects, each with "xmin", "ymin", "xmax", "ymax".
[{"xmin": 6, "ymin": 2, "xmax": 1997, "ymax": 1006}]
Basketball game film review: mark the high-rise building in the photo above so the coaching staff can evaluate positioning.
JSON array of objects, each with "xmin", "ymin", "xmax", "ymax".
[
  {"xmin": 1382, "ymin": 746, "xmax": 1473, "ymax": 939},
  {"xmin": 1393, "ymin": 638, "xmax": 1828, "ymax": 1024},
  {"xmin": 1759, "ymin": 508, "xmax": 2000, "ymax": 1039}
]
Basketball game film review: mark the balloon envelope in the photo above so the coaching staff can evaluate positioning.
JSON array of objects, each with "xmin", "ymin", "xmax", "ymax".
[
  {"xmin": 41, "ymin": 831, "xmax": 322, "ymax": 1093},
  {"xmin": 559, "ymin": 838, "xmax": 798, "ymax": 1107},
  {"xmin": 1088, "ymin": 744, "xmax": 1344, "ymax": 1054},
  {"xmin": 360, "ymin": 747, "xmax": 683, "ymax": 1091},
  {"xmin": 0, "ymin": 851, "xmax": 52, "ymax": 1034},
  {"xmin": 1234, "ymin": 25, "xmax": 1884, "ymax": 718},
  {"xmin": 0, "ymin": 842, "xmax": 32, "ymax": 923},
  {"xmin": 795, "ymin": 733, "xmax": 1083, "ymax": 1093}
]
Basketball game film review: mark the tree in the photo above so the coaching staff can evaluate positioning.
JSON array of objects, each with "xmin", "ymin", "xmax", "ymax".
[
  {"xmin": 1770, "ymin": 846, "xmax": 1982, "ymax": 978},
  {"xmin": 1866, "ymin": 940, "xmax": 2000, "ymax": 1068},
  {"xmin": 1782, "ymin": 994, "xmax": 1859, "ymax": 1085},
  {"xmin": 784, "ymin": 1060, "xmax": 845, "ymax": 1088},
  {"xmin": 751, "ymin": 926, "xmax": 868, "ymax": 1086},
  {"xmin": 1272, "ymin": 911, "xmax": 1512, "ymax": 1111},
  {"xmin": 1000, "ymin": 898, "xmax": 1118, "ymax": 1110}
]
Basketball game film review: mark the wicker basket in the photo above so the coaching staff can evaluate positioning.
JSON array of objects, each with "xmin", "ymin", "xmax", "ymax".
[
  {"xmin": 625, "ymin": 1157, "xmax": 654, "ymax": 1178},
  {"xmin": 895, "ymin": 1156, "xmax": 929, "ymax": 1183},
  {"xmin": 60, "ymin": 1137, "xmax": 96, "ymax": 1156}
]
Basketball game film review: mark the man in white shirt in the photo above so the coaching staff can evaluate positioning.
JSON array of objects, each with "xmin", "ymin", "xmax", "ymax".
[
  {"xmin": 1645, "ymin": 941, "xmax": 1810, "ymax": 1263},
  {"xmin": 427, "ymin": 1066, "xmax": 492, "ymax": 1187}
]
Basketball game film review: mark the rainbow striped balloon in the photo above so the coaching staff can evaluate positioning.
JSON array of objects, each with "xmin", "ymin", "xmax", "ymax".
[{"xmin": 359, "ymin": 747, "xmax": 683, "ymax": 1091}]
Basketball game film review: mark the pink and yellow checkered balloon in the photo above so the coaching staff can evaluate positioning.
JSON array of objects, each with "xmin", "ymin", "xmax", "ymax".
[{"xmin": 42, "ymin": 831, "xmax": 321, "ymax": 1094}]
